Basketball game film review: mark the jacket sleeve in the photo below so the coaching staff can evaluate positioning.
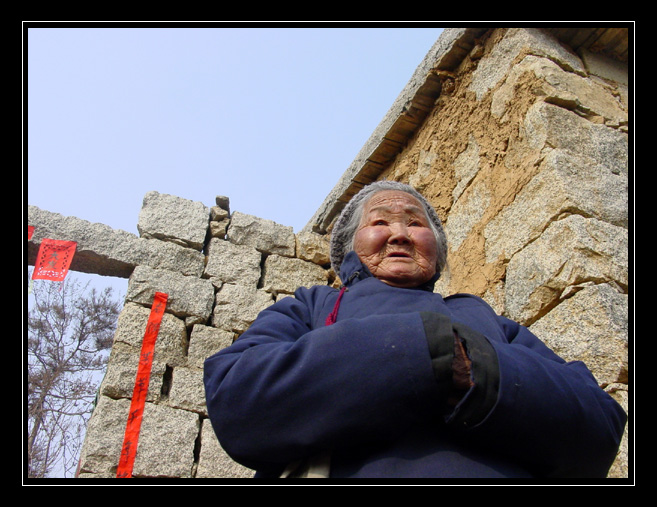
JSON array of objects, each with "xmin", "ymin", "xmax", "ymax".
[
  {"xmin": 203, "ymin": 290, "xmax": 447, "ymax": 473},
  {"xmin": 435, "ymin": 309, "xmax": 627, "ymax": 478}
]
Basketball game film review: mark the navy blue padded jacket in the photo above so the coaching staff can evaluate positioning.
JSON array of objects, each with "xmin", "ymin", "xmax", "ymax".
[{"xmin": 204, "ymin": 251, "xmax": 627, "ymax": 479}]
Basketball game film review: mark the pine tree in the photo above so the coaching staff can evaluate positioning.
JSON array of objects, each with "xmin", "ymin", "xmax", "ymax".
[{"xmin": 27, "ymin": 272, "xmax": 121, "ymax": 478}]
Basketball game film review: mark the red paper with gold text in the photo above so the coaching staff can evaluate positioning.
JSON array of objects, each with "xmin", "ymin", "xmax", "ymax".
[
  {"xmin": 32, "ymin": 239, "xmax": 77, "ymax": 282},
  {"xmin": 116, "ymin": 292, "xmax": 169, "ymax": 478}
]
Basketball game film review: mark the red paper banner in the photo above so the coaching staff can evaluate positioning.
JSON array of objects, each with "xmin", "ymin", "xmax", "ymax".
[
  {"xmin": 116, "ymin": 292, "xmax": 169, "ymax": 478},
  {"xmin": 28, "ymin": 226, "xmax": 34, "ymax": 240},
  {"xmin": 32, "ymin": 239, "xmax": 77, "ymax": 282}
]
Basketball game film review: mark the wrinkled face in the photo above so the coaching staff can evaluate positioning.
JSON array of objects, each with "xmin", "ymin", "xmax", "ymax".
[{"xmin": 353, "ymin": 190, "xmax": 438, "ymax": 288}]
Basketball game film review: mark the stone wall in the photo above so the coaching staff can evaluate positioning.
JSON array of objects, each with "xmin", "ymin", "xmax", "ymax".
[
  {"xmin": 87, "ymin": 193, "xmax": 332, "ymax": 478},
  {"xmin": 29, "ymin": 192, "xmax": 333, "ymax": 479},
  {"xmin": 339, "ymin": 27, "xmax": 629, "ymax": 478},
  {"xmin": 28, "ymin": 27, "xmax": 629, "ymax": 480}
]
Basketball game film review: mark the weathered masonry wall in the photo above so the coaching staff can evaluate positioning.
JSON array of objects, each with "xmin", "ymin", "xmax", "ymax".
[
  {"xmin": 27, "ymin": 26, "xmax": 630, "ymax": 480},
  {"xmin": 309, "ymin": 27, "xmax": 629, "ymax": 478},
  {"xmin": 28, "ymin": 193, "xmax": 334, "ymax": 478}
]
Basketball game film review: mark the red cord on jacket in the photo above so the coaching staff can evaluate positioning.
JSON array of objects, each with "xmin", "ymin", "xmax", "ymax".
[{"xmin": 325, "ymin": 286, "xmax": 347, "ymax": 326}]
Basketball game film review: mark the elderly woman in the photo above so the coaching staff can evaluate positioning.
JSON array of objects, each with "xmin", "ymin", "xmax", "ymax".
[{"xmin": 204, "ymin": 181, "xmax": 626, "ymax": 479}]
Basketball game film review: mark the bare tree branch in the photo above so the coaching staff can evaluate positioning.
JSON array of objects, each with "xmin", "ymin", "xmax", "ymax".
[{"xmin": 27, "ymin": 272, "xmax": 121, "ymax": 478}]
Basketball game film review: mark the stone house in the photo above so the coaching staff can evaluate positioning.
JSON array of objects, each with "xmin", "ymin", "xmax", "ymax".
[{"xmin": 27, "ymin": 27, "xmax": 630, "ymax": 480}]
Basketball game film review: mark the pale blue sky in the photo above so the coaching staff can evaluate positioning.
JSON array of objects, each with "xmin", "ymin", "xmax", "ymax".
[
  {"xmin": 26, "ymin": 24, "xmax": 444, "ymax": 292},
  {"xmin": 27, "ymin": 24, "xmax": 443, "ymax": 234}
]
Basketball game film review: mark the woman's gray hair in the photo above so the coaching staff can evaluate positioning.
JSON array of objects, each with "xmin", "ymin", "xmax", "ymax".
[{"xmin": 329, "ymin": 181, "xmax": 448, "ymax": 278}]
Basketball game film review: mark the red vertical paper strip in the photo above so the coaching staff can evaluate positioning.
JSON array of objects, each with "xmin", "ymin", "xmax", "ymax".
[
  {"xmin": 116, "ymin": 292, "xmax": 168, "ymax": 478},
  {"xmin": 28, "ymin": 226, "xmax": 34, "ymax": 240},
  {"xmin": 32, "ymin": 238, "xmax": 77, "ymax": 281}
]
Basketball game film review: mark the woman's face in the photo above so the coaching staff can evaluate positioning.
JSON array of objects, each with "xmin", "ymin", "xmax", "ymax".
[{"xmin": 353, "ymin": 190, "xmax": 438, "ymax": 288}]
